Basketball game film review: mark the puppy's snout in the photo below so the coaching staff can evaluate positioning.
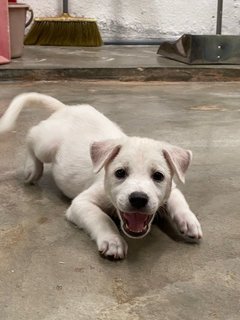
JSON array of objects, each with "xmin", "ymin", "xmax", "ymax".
[{"xmin": 129, "ymin": 192, "xmax": 149, "ymax": 209}]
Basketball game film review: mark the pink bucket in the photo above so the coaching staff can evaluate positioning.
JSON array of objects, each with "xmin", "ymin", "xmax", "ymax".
[
  {"xmin": 8, "ymin": 3, "xmax": 33, "ymax": 58},
  {"xmin": 0, "ymin": 0, "xmax": 11, "ymax": 64}
]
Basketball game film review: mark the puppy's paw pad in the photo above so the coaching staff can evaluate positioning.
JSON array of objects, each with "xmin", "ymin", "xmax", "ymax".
[{"xmin": 98, "ymin": 235, "xmax": 128, "ymax": 260}]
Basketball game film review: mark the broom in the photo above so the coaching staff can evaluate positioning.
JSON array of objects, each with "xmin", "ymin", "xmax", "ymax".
[{"xmin": 24, "ymin": 0, "xmax": 102, "ymax": 46}]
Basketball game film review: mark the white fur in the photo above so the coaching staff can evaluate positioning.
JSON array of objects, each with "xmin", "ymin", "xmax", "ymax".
[{"xmin": 0, "ymin": 93, "xmax": 202, "ymax": 259}]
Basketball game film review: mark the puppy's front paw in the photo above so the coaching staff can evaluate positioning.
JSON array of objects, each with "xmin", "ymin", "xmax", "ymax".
[
  {"xmin": 173, "ymin": 210, "xmax": 203, "ymax": 241},
  {"xmin": 97, "ymin": 234, "xmax": 128, "ymax": 260}
]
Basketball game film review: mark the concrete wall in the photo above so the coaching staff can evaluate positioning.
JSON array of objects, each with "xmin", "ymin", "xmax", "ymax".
[{"xmin": 21, "ymin": 0, "xmax": 240, "ymax": 40}]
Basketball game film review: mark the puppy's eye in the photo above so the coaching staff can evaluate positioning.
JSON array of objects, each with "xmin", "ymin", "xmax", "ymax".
[
  {"xmin": 115, "ymin": 169, "xmax": 127, "ymax": 179},
  {"xmin": 152, "ymin": 171, "xmax": 165, "ymax": 182}
]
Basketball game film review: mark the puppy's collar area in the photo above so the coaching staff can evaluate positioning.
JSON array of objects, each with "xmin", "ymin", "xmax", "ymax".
[{"xmin": 118, "ymin": 211, "xmax": 155, "ymax": 238}]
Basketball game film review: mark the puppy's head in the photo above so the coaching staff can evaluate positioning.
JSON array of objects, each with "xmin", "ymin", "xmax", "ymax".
[{"xmin": 90, "ymin": 137, "xmax": 192, "ymax": 238}]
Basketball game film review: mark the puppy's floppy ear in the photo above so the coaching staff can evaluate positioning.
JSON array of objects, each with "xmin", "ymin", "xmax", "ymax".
[
  {"xmin": 163, "ymin": 144, "xmax": 192, "ymax": 184},
  {"xmin": 90, "ymin": 139, "xmax": 121, "ymax": 173}
]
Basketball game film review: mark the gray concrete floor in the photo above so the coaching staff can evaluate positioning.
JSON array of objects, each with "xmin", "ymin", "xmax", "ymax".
[
  {"xmin": 0, "ymin": 81, "xmax": 240, "ymax": 320},
  {"xmin": 1, "ymin": 46, "xmax": 240, "ymax": 81},
  {"xmin": 1, "ymin": 45, "xmax": 240, "ymax": 69}
]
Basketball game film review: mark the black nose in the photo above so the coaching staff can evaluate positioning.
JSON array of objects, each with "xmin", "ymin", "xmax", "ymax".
[{"xmin": 129, "ymin": 192, "xmax": 149, "ymax": 209}]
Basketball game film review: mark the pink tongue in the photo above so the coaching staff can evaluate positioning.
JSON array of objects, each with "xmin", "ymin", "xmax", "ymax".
[{"xmin": 122, "ymin": 212, "xmax": 148, "ymax": 232}]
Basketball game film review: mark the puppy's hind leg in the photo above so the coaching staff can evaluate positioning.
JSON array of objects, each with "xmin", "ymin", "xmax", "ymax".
[
  {"xmin": 24, "ymin": 147, "xmax": 43, "ymax": 184},
  {"xmin": 24, "ymin": 126, "xmax": 44, "ymax": 184},
  {"xmin": 24, "ymin": 124, "xmax": 59, "ymax": 184}
]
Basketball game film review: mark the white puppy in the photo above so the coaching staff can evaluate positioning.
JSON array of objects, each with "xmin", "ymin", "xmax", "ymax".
[{"xmin": 0, "ymin": 93, "xmax": 202, "ymax": 259}]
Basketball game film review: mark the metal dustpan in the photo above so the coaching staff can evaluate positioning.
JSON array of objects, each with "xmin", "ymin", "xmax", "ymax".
[{"xmin": 157, "ymin": 0, "xmax": 240, "ymax": 64}]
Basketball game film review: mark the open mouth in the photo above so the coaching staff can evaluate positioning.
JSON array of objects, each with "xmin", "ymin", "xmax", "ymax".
[{"xmin": 119, "ymin": 211, "xmax": 154, "ymax": 238}]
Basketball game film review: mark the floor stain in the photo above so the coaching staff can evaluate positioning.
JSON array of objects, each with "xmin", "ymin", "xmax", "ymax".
[
  {"xmin": 0, "ymin": 224, "xmax": 24, "ymax": 248},
  {"xmin": 188, "ymin": 105, "xmax": 227, "ymax": 111},
  {"xmin": 112, "ymin": 278, "xmax": 130, "ymax": 305},
  {"xmin": 74, "ymin": 267, "xmax": 84, "ymax": 273},
  {"xmin": 56, "ymin": 285, "xmax": 63, "ymax": 291},
  {"xmin": 37, "ymin": 216, "xmax": 49, "ymax": 224}
]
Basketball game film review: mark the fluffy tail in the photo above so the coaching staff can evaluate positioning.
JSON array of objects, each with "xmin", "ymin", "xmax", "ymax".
[{"xmin": 0, "ymin": 92, "xmax": 65, "ymax": 134}]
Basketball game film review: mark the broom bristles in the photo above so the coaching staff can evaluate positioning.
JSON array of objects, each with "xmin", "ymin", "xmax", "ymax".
[{"xmin": 24, "ymin": 19, "xmax": 103, "ymax": 46}]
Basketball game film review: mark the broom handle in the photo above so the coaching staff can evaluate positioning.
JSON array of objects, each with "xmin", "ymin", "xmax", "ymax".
[
  {"xmin": 63, "ymin": 0, "xmax": 69, "ymax": 14},
  {"xmin": 216, "ymin": 0, "xmax": 223, "ymax": 34}
]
